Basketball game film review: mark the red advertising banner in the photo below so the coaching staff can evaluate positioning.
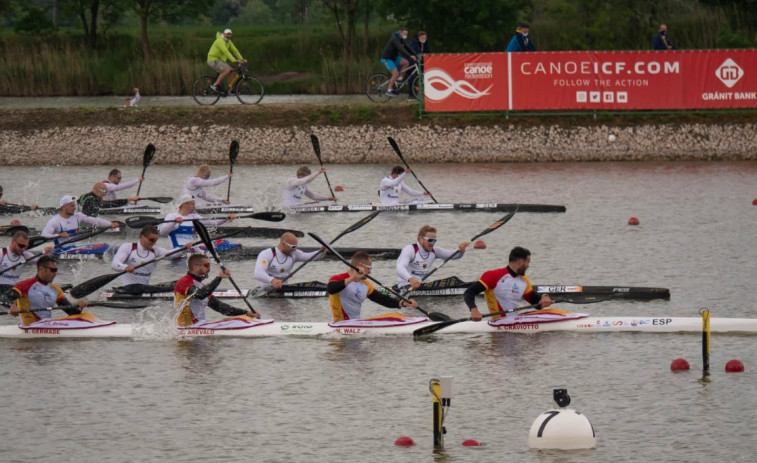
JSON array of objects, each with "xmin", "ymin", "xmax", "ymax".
[
  {"xmin": 423, "ymin": 50, "xmax": 757, "ymax": 112},
  {"xmin": 422, "ymin": 53, "xmax": 508, "ymax": 112}
]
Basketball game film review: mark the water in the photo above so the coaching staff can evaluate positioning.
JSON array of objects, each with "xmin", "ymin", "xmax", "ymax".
[{"xmin": 1, "ymin": 161, "xmax": 757, "ymax": 462}]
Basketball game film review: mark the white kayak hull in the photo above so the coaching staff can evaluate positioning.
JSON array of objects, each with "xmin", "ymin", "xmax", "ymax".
[{"xmin": 1, "ymin": 316, "xmax": 756, "ymax": 338}]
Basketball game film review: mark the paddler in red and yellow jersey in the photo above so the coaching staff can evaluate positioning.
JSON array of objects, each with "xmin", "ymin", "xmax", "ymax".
[
  {"xmin": 327, "ymin": 251, "xmax": 418, "ymax": 322},
  {"xmin": 174, "ymin": 254, "xmax": 258, "ymax": 327},
  {"xmin": 463, "ymin": 246, "xmax": 551, "ymax": 321},
  {"xmin": 8, "ymin": 256, "xmax": 87, "ymax": 325}
]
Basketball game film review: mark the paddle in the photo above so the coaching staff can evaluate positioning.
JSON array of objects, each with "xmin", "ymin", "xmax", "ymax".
[
  {"xmin": 136, "ymin": 143, "xmax": 156, "ymax": 197},
  {"xmin": 0, "ymin": 225, "xmax": 30, "ymax": 236},
  {"xmin": 0, "ymin": 300, "xmax": 149, "ymax": 316},
  {"xmin": 194, "ymin": 220, "xmax": 259, "ymax": 316},
  {"xmin": 412, "ymin": 294, "xmax": 616, "ymax": 337},
  {"xmin": 310, "ymin": 134, "xmax": 336, "ymax": 198},
  {"xmin": 68, "ymin": 226, "xmax": 253, "ymax": 299},
  {"xmin": 136, "ymin": 197, "xmax": 173, "ymax": 204},
  {"xmin": 308, "ymin": 232, "xmax": 450, "ymax": 322},
  {"xmin": 387, "ymin": 136, "xmax": 438, "ymax": 203},
  {"xmin": 227, "ymin": 140, "xmax": 239, "ymax": 202},
  {"xmin": 125, "ymin": 211, "xmax": 285, "ymax": 229},
  {"xmin": 284, "ymin": 211, "xmax": 381, "ymax": 283},
  {"xmin": 0, "ymin": 228, "xmax": 112, "ymax": 277},
  {"xmin": 401, "ymin": 210, "xmax": 518, "ymax": 297}
]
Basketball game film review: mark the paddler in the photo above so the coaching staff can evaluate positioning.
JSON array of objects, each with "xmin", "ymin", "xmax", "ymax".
[
  {"xmin": 8, "ymin": 256, "xmax": 87, "ymax": 325},
  {"xmin": 0, "ymin": 231, "xmax": 51, "ymax": 303},
  {"xmin": 253, "ymin": 232, "xmax": 325, "ymax": 289},
  {"xmin": 41, "ymin": 195, "xmax": 119, "ymax": 243},
  {"xmin": 282, "ymin": 166, "xmax": 337, "ymax": 207},
  {"xmin": 78, "ymin": 182, "xmax": 139, "ymax": 217},
  {"xmin": 182, "ymin": 164, "xmax": 232, "ymax": 206},
  {"xmin": 328, "ymin": 251, "xmax": 417, "ymax": 322},
  {"xmin": 174, "ymin": 254, "xmax": 258, "ymax": 327},
  {"xmin": 110, "ymin": 225, "xmax": 192, "ymax": 295},
  {"xmin": 396, "ymin": 225, "xmax": 468, "ymax": 289},
  {"xmin": 378, "ymin": 166, "xmax": 429, "ymax": 205},
  {"xmin": 464, "ymin": 246, "xmax": 551, "ymax": 321},
  {"xmin": 158, "ymin": 194, "xmax": 236, "ymax": 248},
  {"xmin": 103, "ymin": 169, "xmax": 142, "ymax": 201},
  {"xmin": 0, "ymin": 185, "xmax": 38, "ymax": 211}
]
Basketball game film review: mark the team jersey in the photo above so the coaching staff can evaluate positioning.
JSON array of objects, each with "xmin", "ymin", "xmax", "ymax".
[
  {"xmin": 0, "ymin": 247, "xmax": 36, "ymax": 286},
  {"xmin": 158, "ymin": 212, "xmax": 228, "ymax": 248},
  {"xmin": 254, "ymin": 246, "xmax": 322, "ymax": 286},
  {"xmin": 111, "ymin": 242, "xmax": 174, "ymax": 286},
  {"xmin": 282, "ymin": 172, "xmax": 331, "ymax": 207},
  {"xmin": 479, "ymin": 267, "xmax": 538, "ymax": 313},
  {"xmin": 182, "ymin": 175, "xmax": 228, "ymax": 206},
  {"xmin": 12, "ymin": 276, "xmax": 67, "ymax": 326},
  {"xmin": 378, "ymin": 173, "xmax": 424, "ymax": 205},
  {"xmin": 103, "ymin": 179, "xmax": 139, "ymax": 201},
  {"xmin": 327, "ymin": 272, "xmax": 400, "ymax": 322},
  {"xmin": 174, "ymin": 273, "xmax": 245, "ymax": 327},
  {"xmin": 41, "ymin": 213, "xmax": 112, "ymax": 244},
  {"xmin": 396, "ymin": 242, "xmax": 462, "ymax": 288}
]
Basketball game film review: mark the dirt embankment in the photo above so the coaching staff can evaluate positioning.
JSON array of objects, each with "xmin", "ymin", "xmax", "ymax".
[{"xmin": 1, "ymin": 106, "xmax": 756, "ymax": 165}]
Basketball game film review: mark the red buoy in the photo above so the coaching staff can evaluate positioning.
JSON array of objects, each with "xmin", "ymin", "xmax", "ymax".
[
  {"xmin": 670, "ymin": 358, "xmax": 690, "ymax": 371},
  {"xmin": 473, "ymin": 240, "xmax": 486, "ymax": 249},
  {"xmin": 462, "ymin": 439, "xmax": 481, "ymax": 447},
  {"xmin": 335, "ymin": 185, "xmax": 344, "ymax": 192},
  {"xmin": 394, "ymin": 436, "xmax": 415, "ymax": 446},
  {"xmin": 628, "ymin": 217, "xmax": 640, "ymax": 226},
  {"xmin": 10, "ymin": 219, "xmax": 21, "ymax": 226},
  {"xmin": 752, "ymin": 199, "xmax": 757, "ymax": 205},
  {"xmin": 725, "ymin": 359, "xmax": 744, "ymax": 372}
]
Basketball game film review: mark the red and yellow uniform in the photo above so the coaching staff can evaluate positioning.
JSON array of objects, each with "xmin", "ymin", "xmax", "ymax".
[
  {"xmin": 174, "ymin": 273, "xmax": 247, "ymax": 327},
  {"xmin": 476, "ymin": 267, "xmax": 541, "ymax": 319},
  {"xmin": 12, "ymin": 277, "xmax": 68, "ymax": 326}
]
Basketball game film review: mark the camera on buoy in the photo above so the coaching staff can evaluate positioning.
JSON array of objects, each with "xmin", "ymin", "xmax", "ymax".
[{"xmin": 528, "ymin": 388, "xmax": 596, "ymax": 450}]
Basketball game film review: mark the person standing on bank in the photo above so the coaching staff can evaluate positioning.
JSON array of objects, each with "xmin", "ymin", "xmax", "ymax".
[
  {"xmin": 463, "ymin": 246, "xmax": 551, "ymax": 321},
  {"xmin": 410, "ymin": 31, "xmax": 431, "ymax": 56},
  {"xmin": 506, "ymin": 23, "xmax": 536, "ymax": 52},
  {"xmin": 652, "ymin": 24, "xmax": 676, "ymax": 50}
]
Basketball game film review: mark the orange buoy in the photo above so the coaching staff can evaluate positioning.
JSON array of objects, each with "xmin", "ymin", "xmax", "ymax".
[
  {"xmin": 753, "ymin": 199, "xmax": 757, "ymax": 205},
  {"xmin": 628, "ymin": 217, "xmax": 640, "ymax": 226},
  {"xmin": 670, "ymin": 358, "xmax": 690, "ymax": 371},
  {"xmin": 462, "ymin": 439, "xmax": 481, "ymax": 447},
  {"xmin": 335, "ymin": 185, "xmax": 344, "ymax": 192},
  {"xmin": 473, "ymin": 240, "xmax": 486, "ymax": 249},
  {"xmin": 725, "ymin": 359, "xmax": 744, "ymax": 372},
  {"xmin": 394, "ymin": 436, "xmax": 414, "ymax": 446}
]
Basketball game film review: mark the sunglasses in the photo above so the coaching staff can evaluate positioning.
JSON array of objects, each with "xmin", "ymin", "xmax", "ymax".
[
  {"xmin": 16, "ymin": 243, "xmax": 28, "ymax": 249},
  {"xmin": 424, "ymin": 237, "xmax": 437, "ymax": 244},
  {"xmin": 45, "ymin": 267, "xmax": 59, "ymax": 273},
  {"xmin": 358, "ymin": 263, "xmax": 372, "ymax": 271},
  {"xmin": 284, "ymin": 241, "xmax": 298, "ymax": 249},
  {"xmin": 146, "ymin": 237, "xmax": 158, "ymax": 244}
]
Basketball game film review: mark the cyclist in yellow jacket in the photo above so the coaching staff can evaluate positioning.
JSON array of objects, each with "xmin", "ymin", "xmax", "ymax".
[{"xmin": 207, "ymin": 28, "xmax": 246, "ymax": 92}]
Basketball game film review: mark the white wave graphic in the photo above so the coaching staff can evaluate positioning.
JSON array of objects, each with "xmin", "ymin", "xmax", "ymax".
[{"xmin": 424, "ymin": 69, "xmax": 493, "ymax": 101}]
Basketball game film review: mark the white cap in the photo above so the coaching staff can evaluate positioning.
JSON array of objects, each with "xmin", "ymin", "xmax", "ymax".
[
  {"xmin": 59, "ymin": 195, "xmax": 76, "ymax": 208},
  {"xmin": 223, "ymin": 28, "xmax": 232, "ymax": 35},
  {"xmin": 178, "ymin": 194, "xmax": 194, "ymax": 205}
]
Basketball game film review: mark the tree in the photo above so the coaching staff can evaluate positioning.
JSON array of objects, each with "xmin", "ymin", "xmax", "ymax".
[
  {"xmin": 132, "ymin": 0, "xmax": 213, "ymax": 62},
  {"xmin": 62, "ymin": 0, "xmax": 126, "ymax": 48},
  {"xmin": 322, "ymin": 0, "xmax": 360, "ymax": 57}
]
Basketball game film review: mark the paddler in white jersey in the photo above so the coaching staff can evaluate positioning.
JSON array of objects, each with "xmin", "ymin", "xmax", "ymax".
[
  {"xmin": 111, "ymin": 225, "xmax": 192, "ymax": 295},
  {"xmin": 282, "ymin": 166, "xmax": 337, "ymax": 207},
  {"xmin": 182, "ymin": 164, "xmax": 231, "ymax": 206},
  {"xmin": 158, "ymin": 194, "xmax": 237, "ymax": 248},
  {"xmin": 378, "ymin": 166, "xmax": 430, "ymax": 205},
  {"xmin": 328, "ymin": 251, "xmax": 417, "ymax": 322},
  {"xmin": 253, "ymin": 232, "xmax": 324, "ymax": 289},
  {"xmin": 41, "ymin": 195, "xmax": 119, "ymax": 244},
  {"xmin": 0, "ymin": 231, "xmax": 52, "ymax": 303},
  {"xmin": 8, "ymin": 256, "xmax": 87, "ymax": 325},
  {"xmin": 464, "ymin": 246, "xmax": 552, "ymax": 321},
  {"xmin": 396, "ymin": 225, "xmax": 468, "ymax": 289},
  {"xmin": 103, "ymin": 168, "xmax": 142, "ymax": 201}
]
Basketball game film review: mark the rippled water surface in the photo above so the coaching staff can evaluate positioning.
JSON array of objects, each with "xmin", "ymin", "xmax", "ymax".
[{"xmin": 2, "ymin": 161, "xmax": 757, "ymax": 462}]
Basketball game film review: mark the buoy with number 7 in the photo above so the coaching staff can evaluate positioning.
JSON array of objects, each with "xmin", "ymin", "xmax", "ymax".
[{"xmin": 528, "ymin": 389, "xmax": 596, "ymax": 450}]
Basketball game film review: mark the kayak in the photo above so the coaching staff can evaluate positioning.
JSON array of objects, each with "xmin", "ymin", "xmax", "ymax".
[{"xmin": 290, "ymin": 203, "xmax": 566, "ymax": 214}]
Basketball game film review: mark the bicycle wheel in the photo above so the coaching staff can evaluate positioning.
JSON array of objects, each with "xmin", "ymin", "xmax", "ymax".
[
  {"xmin": 236, "ymin": 76, "xmax": 264, "ymax": 105},
  {"xmin": 192, "ymin": 76, "xmax": 221, "ymax": 106},
  {"xmin": 365, "ymin": 73, "xmax": 391, "ymax": 103},
  {"xmin": 409, "ymin": 75, "xmax": 420, "ymax": 100}
]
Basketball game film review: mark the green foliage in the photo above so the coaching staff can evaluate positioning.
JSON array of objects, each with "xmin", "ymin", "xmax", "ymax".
[
  {"xmin": 234, "ymin": 0, "xmax": 274, "ymax": 25},
  {"xmin": 14, "ymin": 6, "xmax": 54, "ymax": 35}
]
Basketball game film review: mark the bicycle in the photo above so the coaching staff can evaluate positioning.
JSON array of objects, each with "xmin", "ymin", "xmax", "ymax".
[
  {"xmin": 192, "ymin": 64, "xmax": 264, "ymax": 105},
  {"xmin": 365, "ymin": 61, "xmax": 420, "ymax": 103}
]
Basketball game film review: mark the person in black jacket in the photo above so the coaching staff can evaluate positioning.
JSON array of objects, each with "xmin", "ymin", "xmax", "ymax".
[
  {"xmin": 409, "ymin": 31, "xmax": 431, "ymax": 56},
  {"xmin": 78, "ymin": 182, "xmax": 138, "ymax": 217},
  {"xmin": 652, "ymin": 24, "xmax": 676, "ymax": 50},
  {"xmin": 380, "ymin": 27, "xmax": 416, "ymax": 97}
]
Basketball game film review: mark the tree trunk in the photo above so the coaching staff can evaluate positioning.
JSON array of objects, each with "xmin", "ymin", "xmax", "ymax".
[
  {"xmin": 363, "ymin": 2, "xmax": 370, "ymax": 55},
  {"xmin": 89, "ymin": 0, "xmax": 100, "ymax": 49},
  {"xmin": 141, "ymin": 13, "xmax": 151, "ymax": 62}
]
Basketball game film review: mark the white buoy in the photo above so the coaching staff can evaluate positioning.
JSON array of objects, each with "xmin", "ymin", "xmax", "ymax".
[{"xmin": 528, "ymin": 389, "xmax": 596, "ymax": 450}]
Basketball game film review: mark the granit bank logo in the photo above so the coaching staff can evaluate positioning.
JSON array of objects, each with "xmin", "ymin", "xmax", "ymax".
[{"xmin": 716, "ymin": 58, "xmax": 744, "ymax": 88}]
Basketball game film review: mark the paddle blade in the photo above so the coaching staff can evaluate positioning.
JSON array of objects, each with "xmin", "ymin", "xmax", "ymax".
[
  {"xmin": 414, "ymin": 319, "xmax": 459, "ymax": 337},
  {"xmin": 387, "ymin": 137, "xmax": 405, "ymax": 161},
  {"xmin": 139, "ymin": 197, "xmax": 173, "ymax": 204},
  {"xmin": 125, "ymin": 216, "xmax": 161, "ymax": 229},
  {"xmin": 193, "ymin": 220, "xmax": 220, "ymax": 263},
  {"xmin": 248, "ymin": 211, "xmax": 286, "ymax": 222},
  {"xmin": 310, "ymin": 134, "xmax": 323, "ymax": 163},
  {"xmin": 28, "ymin": 235, "xmax": 52, "ymax": 248},
  {"xmin": 93, "ymin": 301, "xmax": 150, "ymax": 309},
  {"xmin": 143, "ymin": 143, "xmax": 156, "ymax": 168},
  {"xmin": 69, "ymin": 273, "xmax": 123, "ymax": 299},
  {"xmin": 229, "ymin": 140, "xmax": 240, "ymax": 165}
]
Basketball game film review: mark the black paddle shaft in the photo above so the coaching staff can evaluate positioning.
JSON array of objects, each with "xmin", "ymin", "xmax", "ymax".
[
  {"xmin": 387, "ymin": 137, "xmax": 438, "ymax": 203},
  {"xmin": 310, "ymin": 135, "xmax": 336, "ymax": 198},
  {"xmin": 227, "ymin": 140, "xmax": 239, "ymax": 201}
]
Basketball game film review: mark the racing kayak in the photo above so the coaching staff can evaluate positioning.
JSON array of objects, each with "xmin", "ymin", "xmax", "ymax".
[{"xmin": 290, "ymin": 202, "xmax": 566, "ymax": 214}]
